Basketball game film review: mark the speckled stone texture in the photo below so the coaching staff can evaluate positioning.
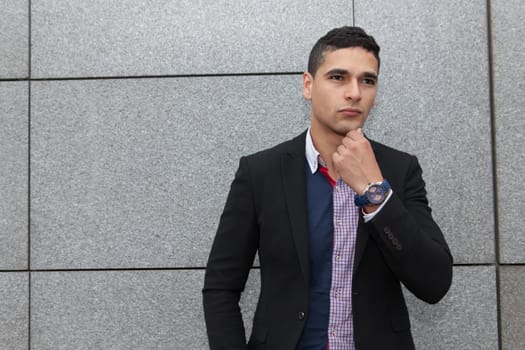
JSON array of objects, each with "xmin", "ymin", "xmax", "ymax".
[
  {"xmin": 0, "ymin": 273, "xmax": 28, "ymax": 350},
  {"xmin": 492, "ymin": 0, "xmax": 525, "ymax": 264},
  {"xmin": 354, "ymin": 0, "xmax": 494, "ymax": 264},
  {"xmin": 500, "ymin": 266, "xmax": 525, "ymax": 349},
  {"xmin": 30, "ymin": 76, "xmax": 309, "ymax": 269},
  {"xmin": 30, "ymin": 269, "xmax": 259, "ymax": 349},
  {"xmin": 406, "ymin": 266, "xmax": 497, "ymax": 349},
  {"xmin": 31, "ymin": 0, "xmax": 352, "ymax": 78},
  {"xmin": 0, "ymin": 0, "xmax": 28, "ymax": 78},
  {"xmin": 0, "ymin": 82, "xmax": 28, "ymax": 269}
]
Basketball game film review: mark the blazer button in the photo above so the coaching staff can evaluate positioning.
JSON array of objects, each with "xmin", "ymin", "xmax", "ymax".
[
  {"xmin": 384, "ymin": 226, "xmax": 392, "ymax": 234},
  {"xmin": 298, "ymin": 311, "xmax": 305, "ymax": 320}
]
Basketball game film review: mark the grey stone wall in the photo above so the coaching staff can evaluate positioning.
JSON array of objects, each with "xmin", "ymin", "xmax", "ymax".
[{"xmin": 0, "ymin": 0, "xmax": 523, "ymax": 348}]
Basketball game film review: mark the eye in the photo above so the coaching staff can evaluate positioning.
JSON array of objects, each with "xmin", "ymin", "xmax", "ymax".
[
  {"xmin": 329, "ymin": 75, "xmax": 344, "ymax": 81},
  {"xmin": 362, "ymin": 78, "xmax": 376, "ymax": 85}
]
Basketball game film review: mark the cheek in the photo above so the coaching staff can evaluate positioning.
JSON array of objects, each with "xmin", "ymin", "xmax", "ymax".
[{"xmin": 314, "ymin": 98, "xmax": 331, "ymax": 113}]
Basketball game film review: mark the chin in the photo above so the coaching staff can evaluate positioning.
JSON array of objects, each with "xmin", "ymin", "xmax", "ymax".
[
  {"xmin": 332, "ymin": 128, "xmax": 352, "ymax": 137},
  {"xmin": 335, "ymin": 125, "xmax": 362, "ymax": 136}
]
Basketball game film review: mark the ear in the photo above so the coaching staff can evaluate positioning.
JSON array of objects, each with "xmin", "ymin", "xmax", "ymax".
[{"xmin": 302, "ymin": 72, "xmax": 313, "ymax": 100}]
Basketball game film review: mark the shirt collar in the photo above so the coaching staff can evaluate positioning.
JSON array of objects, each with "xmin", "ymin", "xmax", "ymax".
[{"xmin": 305, "ymin": 128, "xmax": 325, "ymax": 174}]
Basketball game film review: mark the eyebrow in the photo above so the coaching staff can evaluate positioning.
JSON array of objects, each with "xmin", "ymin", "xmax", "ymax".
[
  {"xmin": 324, "ymin": 68, "xmax": 349, "ymax": 77},
  {"xmin": 324, "ymin": 68, "xmax": 378, "ymax": 80},
  {"xmin": 363, "ymin": 72, "xmax": 379, "ymax": 80}
]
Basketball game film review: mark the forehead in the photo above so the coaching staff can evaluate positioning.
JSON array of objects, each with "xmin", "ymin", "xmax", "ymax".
[{"xmin": 319, "ymin": 47, "xmax": 379, "ymax": 74}]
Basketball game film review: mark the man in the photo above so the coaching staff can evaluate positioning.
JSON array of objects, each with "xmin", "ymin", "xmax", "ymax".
[{"xmin": 203, "ymin": 26, "xmax": 453, "ymax": 350}]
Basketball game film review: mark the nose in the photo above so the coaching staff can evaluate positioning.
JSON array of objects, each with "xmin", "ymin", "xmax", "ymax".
[{"xmin": 344, "ymin": 80, "xmax": 361, "ymax": 101}]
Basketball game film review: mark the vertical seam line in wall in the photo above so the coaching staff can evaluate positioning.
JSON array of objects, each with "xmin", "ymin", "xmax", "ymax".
[
  {"xmin": 352, "ymin": 0, "xmax": 355, "ymax": 25},
  {"xmin": 485, "ymin": 0, "xmax": 502, "ymax": 349},
  {"xmin": 28, "ymin": 0, "xmax": 32, "ymax": 349}
]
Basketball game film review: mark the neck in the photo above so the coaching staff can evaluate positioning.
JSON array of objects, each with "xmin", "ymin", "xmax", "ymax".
[{"xmin": 310, "ymin": 125, "xmax": 344, "ymax": 179}]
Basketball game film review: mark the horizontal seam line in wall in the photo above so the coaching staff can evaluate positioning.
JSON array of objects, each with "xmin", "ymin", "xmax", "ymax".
[
  {"xmin": 5, "ymin": 264, "xmax": 524, "ymax": 273},
  {"xmin": 1, "ymin": 267, "xmax": 215, "ymax": 273},
  {"xmin": 0, "ymin": 266, "xmax": 263, "ymax": 273},
  {"xmin": 0, "ymin": 78, "xmax": 30, "ymax": 82},
  {"xmin": 1, "ymin": 71, "xmax": 303, "ymax": 82}
]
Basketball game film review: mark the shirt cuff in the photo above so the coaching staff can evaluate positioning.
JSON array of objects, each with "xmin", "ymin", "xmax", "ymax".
[{"xmin": 362, "ymin": 190, "xmax": 394, "ymax": 223}]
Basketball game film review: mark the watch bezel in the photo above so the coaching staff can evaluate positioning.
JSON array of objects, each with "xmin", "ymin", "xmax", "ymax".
[{"xmin": 366, "ymin": 183, "xmax": 387, "ymax": 205}]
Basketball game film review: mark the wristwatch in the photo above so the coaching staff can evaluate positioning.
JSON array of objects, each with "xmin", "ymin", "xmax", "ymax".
[{"xmin": 354, "ymin": 179, "xmax": 391, "ymax": 207}]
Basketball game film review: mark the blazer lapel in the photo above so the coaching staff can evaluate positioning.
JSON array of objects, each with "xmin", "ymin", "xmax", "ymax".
[
  {"xmin": 353, "ymin": 219, "xmax": 369, "ymax": 274},
  {"xmin": 281, "ymin": 131, "xmax": 310, "ymax": 286}
]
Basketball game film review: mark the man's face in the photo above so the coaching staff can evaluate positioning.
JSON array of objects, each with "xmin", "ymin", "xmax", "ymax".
[{"xmin": 303, "ymin": 47, "xmax": 379, "ymax": 137}]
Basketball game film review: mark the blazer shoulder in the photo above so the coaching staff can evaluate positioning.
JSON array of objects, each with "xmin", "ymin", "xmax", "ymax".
[{"xmin": 370, "ymin": 139, "xmax": 418, "ymax": 164}]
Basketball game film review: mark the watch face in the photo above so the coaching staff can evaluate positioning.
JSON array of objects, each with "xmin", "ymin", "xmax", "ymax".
[{"xmin": 366, "ymin": 184, "xmax": 386, "ymax": 204}]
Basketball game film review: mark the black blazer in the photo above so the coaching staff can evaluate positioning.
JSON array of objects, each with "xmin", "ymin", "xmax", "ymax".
[{"xmin": 203, "ymin": 131, "xmax": 453, "ymax": 350}]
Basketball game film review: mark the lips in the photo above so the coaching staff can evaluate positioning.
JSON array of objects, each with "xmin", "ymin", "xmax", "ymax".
[{"xmin": 339, "ymin": 107, "xmax": 362, "ymax": 116}]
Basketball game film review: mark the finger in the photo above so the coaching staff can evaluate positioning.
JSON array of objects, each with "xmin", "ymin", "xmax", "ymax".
[
  {"xmin": 342, "ymin": 133, "xmax": 365, "ymax": 149},
  {"xmin": 332, "ymin": 150, "xmax": 342, "ymax": 166},
  {"xmin": 342, "ymin": 135, "xmax": 355, "ymax": 148},
  {"xmin": 336, "ymin": 144, "xmax": 347, "ymax": 156},
  {"xmin": 346, "ymin": 128, "xmax": 364, "ymax": 141}
]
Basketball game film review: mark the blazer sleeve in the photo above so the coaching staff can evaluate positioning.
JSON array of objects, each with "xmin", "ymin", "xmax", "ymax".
[
  {"xmin": 202, "ymin": 156, "xmax": 259, "ymax": 349},
  {"xmin": 366, "ymin": 155, "xmax": 453, "ymax": 304}
]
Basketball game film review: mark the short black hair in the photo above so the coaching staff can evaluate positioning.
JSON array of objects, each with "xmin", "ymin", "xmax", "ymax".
[{"xmin": 307, "ymin": 26, "xmax": 380, "ymax": 77}]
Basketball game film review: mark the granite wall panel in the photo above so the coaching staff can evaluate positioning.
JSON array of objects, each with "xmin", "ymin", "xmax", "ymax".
[
  {"xmin": 355, "ymin": 0, "xmax": 493, "ymax": 264},
  {"xmin": 0, "ymin": 0, "xmax": 28, "ymax": 78},
  {"xmin": 0, "ymin": 273, "xmax": 28, "ymax": 350},
  {"xmin": 500, "ymin": 266, "xmax": 525, "ymax": 349},
  {"xmin": 31, "ymin": 0, "xmax": 352, "ymax": 78},
  {"xmin": 31, "ymin": 270, "xmax": 206, "ymax": 349},
  {"xmin": 30, "ymin": 76, "xmax": 309, "ymax": 269},
  {"xmin": 492, "ymin": 0, "xmax": 525, "ymax": 263},
  {"xmin": 0, "ymin": 82, "xmax": 28, "ymax": 269},
  {"xmin": 30, "ymin": 269, "xmax": 259, "ymax": 349},
  {"xmin": 406, "ymin": 266, "xmax": 498, "ymax": 349}
]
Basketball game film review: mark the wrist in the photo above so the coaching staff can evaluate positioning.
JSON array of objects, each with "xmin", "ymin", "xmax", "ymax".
[{"xmin": 363, "ymin": 204, "xmax": 380, "ymax": 214}]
